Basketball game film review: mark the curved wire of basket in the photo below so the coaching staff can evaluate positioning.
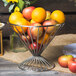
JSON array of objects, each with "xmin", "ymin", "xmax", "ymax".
[
  {"xmin": 10, "ymin": 23, "xmax": 64, "ymax": 71},
  {"xmin": 10, "ymin": 23, "xmax": 64, "ymax": 55}
]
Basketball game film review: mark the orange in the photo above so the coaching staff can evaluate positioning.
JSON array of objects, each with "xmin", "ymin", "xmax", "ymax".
[
  {"xmin": 32, "ymin": 7, "xmax": 46, "ymax": 23},
  {"xmin": 38, "ymin": 33, "xmax": 50, "ymax": 44},
  {"xmin": 9, "ymin": 12, "xmax": 23, "ymax": 24},
  {"xmin": 13, "ymin": 18, "xmax": 30, "ymax": 34},
  {"xmin": 50, "ymin": 10, "xmax": 65, "ymax": 24}
]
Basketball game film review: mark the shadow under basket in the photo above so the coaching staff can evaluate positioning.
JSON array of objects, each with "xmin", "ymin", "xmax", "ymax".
[{"xmin": 10, "ymin": 23, "xmax": 64, "ymax": 72}]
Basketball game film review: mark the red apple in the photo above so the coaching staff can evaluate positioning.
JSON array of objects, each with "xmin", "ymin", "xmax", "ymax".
[
  {"xmin": 68, "ymin": 58, "xmax": 76, "ymax": 73},
  {"xmin": 43, "ymin": 20, "xmax": 56, "ymax": 34},
  {"xmin": 21, "ymin": 35, "xmax": 31, "ymax": 42},
  {"xmin": 58, "ymin": 55, "xmax": 74, "ymax": 68},
  {"xmin": 29, "ymin": 42, "xmax": 40, "ymax": 50},
  {"xmin": 27, "ymin": 23, "xmax": 43, "ymax": 39},
  {"xmin": 22, "ymin": 6, "xmax": 35, "ymax": 20}
]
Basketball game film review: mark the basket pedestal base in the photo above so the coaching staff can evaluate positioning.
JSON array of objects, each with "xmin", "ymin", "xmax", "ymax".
[{"xmin": 18, "ymin": 56, "xmax": 55, "ymax": 72}]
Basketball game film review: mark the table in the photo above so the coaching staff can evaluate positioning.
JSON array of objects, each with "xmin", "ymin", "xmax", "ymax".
[{"xmin": 0, "ymin": 58, "xmax": 76, "ymax": 76}]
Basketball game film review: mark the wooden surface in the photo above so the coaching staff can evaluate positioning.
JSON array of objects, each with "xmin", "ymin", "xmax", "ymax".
[
  {"xmin": 0, "ymin": 58, "xmax": 76, "ymax": 76},
  {"xmin": 33, "ymin": 0, "xmax": 76, "ymax": 12},
  {"xmin": 0, "ymin": 0, "xmax": 76, "ymax": 13},
  {"xmin": 0, "ymin": 14, "xmax": 13, "ymax": 37}
]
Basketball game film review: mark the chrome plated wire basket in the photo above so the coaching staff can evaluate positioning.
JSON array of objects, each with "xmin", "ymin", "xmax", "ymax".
[{"xmin": 10, "ymin": 23, "xmax": 64, "ymax": 72}]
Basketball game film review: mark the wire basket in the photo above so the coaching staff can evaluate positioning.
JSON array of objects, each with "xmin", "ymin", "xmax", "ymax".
[{"xmin": 10, "ymin": 23, "xmax": 64, "ymax": 72}]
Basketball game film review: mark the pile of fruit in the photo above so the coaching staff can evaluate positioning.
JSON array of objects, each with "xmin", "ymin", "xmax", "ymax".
[
  {"xmin": 58, "ymin": 55, "xmax": 76, "ymax": 73},
  {"xmin": 9, "ymin": 6, "xmax": 65, "ymax": 51}
]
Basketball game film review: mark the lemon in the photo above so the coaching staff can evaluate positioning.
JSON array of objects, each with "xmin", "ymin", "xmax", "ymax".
[{"xmin": 9, "ymin": 12, "xmax": 23, "ymax": 24}]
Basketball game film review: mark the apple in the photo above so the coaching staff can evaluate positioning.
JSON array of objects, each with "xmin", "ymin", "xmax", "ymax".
[
  {"xmin": 68, "ymin": 58, "xmax": 76, "ymax": 73},
  {"xmin": 22, "ymin": 6, "xmax": 35, "ymax": 20},
  {"xmin": 43, "ymin": 20, "xmax": 57, "ymax": 34},
  {"xmin": 21, "ymin": 35, "xmax": 31, "ymax": 42},
  {"xmin": 45, "ymin": 11, "xmax": 51, "ymax": 20},
  {"xmin": 27, "ymin": 23, "xmax": 43, "ymax": 39},
  {"xmin": 58, "ymin": 55, "xmax": 74, "ymax": 68},
  {"xmin": 29, "ymin": 42, "xmax": 40, "ymax": 50}
]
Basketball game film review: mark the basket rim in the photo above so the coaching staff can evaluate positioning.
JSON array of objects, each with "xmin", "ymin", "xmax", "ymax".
[{"xmin": 9, "ymin": 23, "xmax": 64, "ymax": 27}]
